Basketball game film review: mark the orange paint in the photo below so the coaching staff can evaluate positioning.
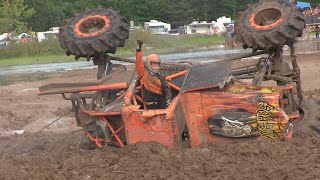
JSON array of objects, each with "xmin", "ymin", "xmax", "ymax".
[
  {"xmin": 121, "ymin": 105, "xmax": 182, "ymax": 148},
  {"xmin": 39, "ymin": 51, "xmax": 302, "ymax": 149},
  {"xmin": 288, "ymin": 114, "xmax": 300, "ymax": 120},
  {"xmin": 249, "ymin": 14, "xmax": 284, "ymax": 30},
  {"xmin": 101, "ymin": 116, "xmax": 125, "ymax": 147},
  {"xmin": 38, "ymin": 83, "xmax": 128, "ymax": 95},
  {"xmin": 135, "ymin": 95, "xmax": 144, "ymax": 104},
  {"xmin": 180, "ymin": 83, "xmax": 293, "ymax": 147},
  {"xmin": 135, "ymin": 50, "xmax": 162, "ymax": 95},
  {"xmin": 81, "ymin": 110, "xmax": 121, "ymax": 117},
  {"xmin": 166, "ymin": 70, "xmax": 188, "ymax": 81},
  {"xmin": 74, "ymin": 15, "xmax": 110, "ymax": 37},
  {"xmin": 87, "ymin": 132, "xmax": 106, "ymax": 148},
  {"xmin": 124, "ymin": 89, "xmax": 134, "ymax": 105},
  {"xmin": 168, "ymin": 82, "xmax": 181, "ymax": 91},
  {"xmin": 116, "ymin": 92, "xmax": 125, "ymax": 101}
]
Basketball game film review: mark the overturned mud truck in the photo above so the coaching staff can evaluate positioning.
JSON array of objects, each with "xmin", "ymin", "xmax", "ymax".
[{"xmin": 39, "ymin": 0, "xmax": 307, "ymax": 148}]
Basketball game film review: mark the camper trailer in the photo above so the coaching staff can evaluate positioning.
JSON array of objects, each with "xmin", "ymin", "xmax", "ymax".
[{"xmin": 144, "ymin": 20, "xmax": 171, "ymax": 35}]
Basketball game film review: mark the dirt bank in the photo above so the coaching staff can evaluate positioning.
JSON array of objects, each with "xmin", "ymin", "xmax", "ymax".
[{"xmin": 0, "ymin": 52, "xmax": 319, "ymax": 179}]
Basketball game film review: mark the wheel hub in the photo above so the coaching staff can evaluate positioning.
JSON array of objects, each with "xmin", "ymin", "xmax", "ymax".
[
  {"xmin": 254, "ymin": 8, "xmax": 282, "ymax": 26},
  {"xmin": 74, "ymin": 15, "xmax": 110, "ymax": 37}
]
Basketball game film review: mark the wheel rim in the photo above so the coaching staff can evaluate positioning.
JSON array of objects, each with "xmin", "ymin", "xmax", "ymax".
[
  {"xmin": 250, "ymin": 8, "xmax": 283, "ymax": 30},
  {"xmin": 74, "ymin": 15, "xmax": 110, "ymax": 37}
]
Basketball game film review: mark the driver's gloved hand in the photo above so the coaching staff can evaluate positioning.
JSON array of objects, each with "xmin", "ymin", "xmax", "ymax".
[{"xmin": 136, "ymin": 40, "xmax": 143, "ymax": 51}]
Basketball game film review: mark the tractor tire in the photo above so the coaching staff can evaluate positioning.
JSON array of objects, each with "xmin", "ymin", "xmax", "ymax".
[
  {"xmin": 235, "ymin": 0, "xmax": 305, "ymax": 52},
  {"xmin": 59, "ymin": 8, "xmax": 129, "ymax": 60}
]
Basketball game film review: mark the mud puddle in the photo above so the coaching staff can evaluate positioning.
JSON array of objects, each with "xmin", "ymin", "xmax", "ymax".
[
  {"xmin": 0, "ymin": 49, "xmax": 249, "ymax": 76},
  {"xmin": 1, "ymin": 40, "xmax": 319, "ymax": 77},
  {"xmin": 0, "ymin": 49, "xmax": 250, "ymax": 86},
  {"xmin": 0, "ymin": 44, "xmax": 319, "ymax": 87},
  {"xmin": 0, "ymin": 72, "xmax": 50, "ymax": 86}
]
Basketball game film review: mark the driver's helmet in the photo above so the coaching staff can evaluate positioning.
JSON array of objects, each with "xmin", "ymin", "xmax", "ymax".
[{"xmin": 146, "ymin": 54, "xmax": 161, "ymax": 75}]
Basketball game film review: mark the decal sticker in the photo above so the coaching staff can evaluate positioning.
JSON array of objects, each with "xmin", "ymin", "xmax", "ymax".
[
  {"xmin": 226, "ymin": 84, "xmax": 246, "ymax": 94},
  {"xmin": 257, "ymin": 102, "xmax": 278, "ymax": 138},
  {"xmin": 219, "ymin": 115, "xmax": 252, "ymax": 136},
  {"xmin": 208, "ymin": 110, "xmax": 256, "ymax": 137}
]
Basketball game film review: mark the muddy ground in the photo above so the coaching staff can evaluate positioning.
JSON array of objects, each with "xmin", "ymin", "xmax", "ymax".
[{"xmin": 0, "ymin": 52, "xmax": 319, "ymax": 179}]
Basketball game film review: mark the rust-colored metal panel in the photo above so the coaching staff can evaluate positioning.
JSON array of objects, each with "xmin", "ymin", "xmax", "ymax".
[
  {"xmin": 38, "ymin": 70, "xmax": 135, "ymax": 95},
  {"xmin": 173, "ymin": 102, "xmax": 187, "ymax": 135},
  {"xmin": 38, "ymin": 83, "xmax": 128, "ymax": 95},
  {"xmin": 121, "ymin": 106, "xmax": 182, "ymax": 148},
  {"xmin": 179, "ymin": 92, "xmax": 206, "ymax": 147}
]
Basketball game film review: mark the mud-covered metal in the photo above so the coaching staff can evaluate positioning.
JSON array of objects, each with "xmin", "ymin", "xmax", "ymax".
[
  {"xmin": 180, "ymin": 82, "xmax": 292, "ymax": 147},
  {"xmin": 181, "ymin": 61, "xmax": 232, "ymax": 92},
  {"xmin": 122, "ymin": 106, "xmax": 183, "ymax": 148},
  {"xmin": 38, "ymin": 1, "xmax": 306, "ymax": 149}
]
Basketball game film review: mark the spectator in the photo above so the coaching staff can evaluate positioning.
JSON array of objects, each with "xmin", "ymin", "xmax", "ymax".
[
  {"xmin": 313, "ymin": 7, "xmax": 320, "ymax": 23},
  {"xmin": 314, "ymin": 7, "xmax": 319, "ymax": 14},
  {"xmin": 304, "ymin": 8, "xmax": 312, "ymax": 16},
  {"xmin": 19, "ymin": 33, "xmax": 29, "ymax": 43},
  {"xmin": 304, "ymin": 8, "xmax": 313, "ymax": 24}
]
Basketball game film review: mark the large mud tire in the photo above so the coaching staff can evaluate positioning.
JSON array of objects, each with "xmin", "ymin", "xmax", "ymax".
[
  {"xmin": 59, "ymin": 8, "xmax": 129, "ymax": 60},
  {"xmin": 235, "ymin": 0, "xmax": 305, "ymax": 52}
]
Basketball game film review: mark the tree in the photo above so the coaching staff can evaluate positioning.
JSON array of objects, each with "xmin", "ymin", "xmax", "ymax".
[
  {"xmin": 23, "ymin": 0, "xmax": 263, "ymax": 32},
  {"xmin": 0, "ymin": 0, "xmax": 34, "ymax": 33},
  {"xmin": 26, "ymin": 0, "xmax": 68, "ymax": 32},
  {"xmin": 105, "ymin": 0, "xmax": 169, "ymax": 25},
  {"xmin": 168, "ymin": 0, "xmax": 194, "ymax": 28}
]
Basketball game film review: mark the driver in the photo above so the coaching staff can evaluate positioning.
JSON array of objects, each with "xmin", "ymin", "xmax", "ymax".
[{"xmin": 135, "ymin": 40, "xmax": 172, "ymax": 109}]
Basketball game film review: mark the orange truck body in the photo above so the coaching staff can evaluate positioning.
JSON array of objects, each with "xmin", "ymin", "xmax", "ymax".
[
  {"xmin": 121, "ymin": 82, "xmax": 293, "ymax": 148},
  {"xmin": 39, "ymin": 62, "xmax": 299, "ymax": 148}
]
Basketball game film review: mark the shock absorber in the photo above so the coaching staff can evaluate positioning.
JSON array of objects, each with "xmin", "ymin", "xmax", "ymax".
[{"xmin": 289, "ymin": 43, "xmax": 303, "ymax": 108}]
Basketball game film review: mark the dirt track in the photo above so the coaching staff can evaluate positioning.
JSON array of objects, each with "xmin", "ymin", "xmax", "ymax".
[{"xmin": 0, "ymin": 52, "xmax": 319, "ymax": 179}]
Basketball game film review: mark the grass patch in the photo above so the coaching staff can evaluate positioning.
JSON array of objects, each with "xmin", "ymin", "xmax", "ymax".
[
  {"xmin": 0, "ymin": 30, "xmax": 226, "ymax": 67},
  {"xmin": 0, "ymin": 39, "xmax": 65, "ymax": 59},
  {"xmin": 169, "ymin": 35, "xmax": 225, "ymax": 47}
]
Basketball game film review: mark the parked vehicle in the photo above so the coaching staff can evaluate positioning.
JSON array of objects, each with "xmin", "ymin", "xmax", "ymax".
[{"xmin": 144, "ymin": 20, "xmax": 171, "ymax": 35}]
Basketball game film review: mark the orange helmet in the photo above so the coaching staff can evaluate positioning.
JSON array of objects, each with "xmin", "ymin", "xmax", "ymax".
[{"xmin": 146, "ymin": 54, "xmax": 161, "ymax": 75}]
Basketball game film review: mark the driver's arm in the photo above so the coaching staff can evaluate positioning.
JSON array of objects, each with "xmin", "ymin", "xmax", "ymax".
[{"xmin": 135, "ymin": 41, "xmax": 144, "ymax": 78}]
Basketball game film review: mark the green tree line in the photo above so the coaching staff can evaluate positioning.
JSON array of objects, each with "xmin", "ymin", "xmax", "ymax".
[{"xmin": 1, "ymin": 0, "xmax": 319, "ymax": 34}]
